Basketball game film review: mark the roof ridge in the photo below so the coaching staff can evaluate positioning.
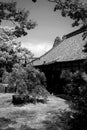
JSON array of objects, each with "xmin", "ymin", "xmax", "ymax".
[
  {"xmin": 62, "ymin": 26, "xmax": 87, "ymax": 40},
  {"xmin": 31, "ymin": 27, "xmax": 87, "ymax": 64},
  {"xmin": 35, "ymin": 27, "xmax": 85, "ymax": 60}
]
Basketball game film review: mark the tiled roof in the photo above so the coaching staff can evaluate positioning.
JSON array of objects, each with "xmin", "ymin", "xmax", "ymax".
[{"xmin": 32, "ymin": 29, "xmax": 87, "ymax": 66}]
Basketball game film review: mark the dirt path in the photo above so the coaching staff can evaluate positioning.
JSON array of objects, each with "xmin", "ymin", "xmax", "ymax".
[{"xmin": 0, "ymin": 93, "xmax": 70, "ymax": 130}]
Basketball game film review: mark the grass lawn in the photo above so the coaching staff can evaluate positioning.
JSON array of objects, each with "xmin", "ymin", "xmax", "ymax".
[{"xmin": 0, "ymin": 93, "xmax": 70, "ymax": 130}]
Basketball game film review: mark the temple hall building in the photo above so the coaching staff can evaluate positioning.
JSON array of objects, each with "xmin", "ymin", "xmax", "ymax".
[{"xmin": 31, "ymin": 28, "xmax": 87, "ymax": 94}]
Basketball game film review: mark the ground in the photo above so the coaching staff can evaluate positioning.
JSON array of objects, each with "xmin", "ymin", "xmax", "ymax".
[{"xmin": 0, "ymin": 93, "xmax": 70, "ymax": 130}]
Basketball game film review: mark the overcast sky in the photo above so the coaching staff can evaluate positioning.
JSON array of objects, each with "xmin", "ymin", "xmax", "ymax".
[{"xmin": 3, "ymin": 0, "xmax": 80, "ymax": 57}]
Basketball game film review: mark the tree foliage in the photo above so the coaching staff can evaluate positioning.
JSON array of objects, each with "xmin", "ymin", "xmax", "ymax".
[
  {"xmin": 0, "ymin": 28, "xmax": 33, "ymax": 77},
  {"xmin": 60, "ymin": 69, "xmax": 87, "ymax": 130},
  {"xmin": 47, "ymin": 0, "xmax": 87, "ymax": 39},
  {"xmin": 0, "ymin": 1, "xmax": 37, "ymax": 38},
  {"xmin": 61, "ymin": 70, "xmax": 87, "ymax": 109},
  {"xmin": 8, "ymin": 65, "xmax": 48, "ymax": 104},
  {"xmin": 0, "ymin": 1, "xmax": 35, "ymax": 79},
  {"xmin": 8, "ymin": 65, "xmax": 47, "ymax": 94}
]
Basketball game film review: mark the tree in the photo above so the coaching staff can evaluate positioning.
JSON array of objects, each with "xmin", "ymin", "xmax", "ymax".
[
  {"xmin": 0, "ymin": 1, "xmax": 36, "ymax": 79},
  {"xmin": 32, "ymin": 0, "xmax": 87, "ymax": 39},
  {"xmin": 0, "ymin": 28, "xmax": 33, "ymax": 75},
  {"xmin": 8, "ymin": 64, "xmax": 47, "ymax": 93},
  {"xmin": 60, "ymin": 69, "xmax": 87, "ymax": 130},
  {"xmin": 8, "ymin": 64, "xmax": 48, "ymax": 104},
  {"xmin": 8, "ymin": 65, "xmax": 27, "ymax": 93},
  {"xmin": 47, "ymin": 0, "xmax": 87, "ymax": 39},
  {"xmin": 53, "ymin": 36, "xmax": 61, "ymax": 48},
  {"xmin": 14, "ymin": 46, "xmax": 34, "ymax": 67},
  {"xmin": 0, "ymin": 1, "xmax": 37, "ymax": 38}
]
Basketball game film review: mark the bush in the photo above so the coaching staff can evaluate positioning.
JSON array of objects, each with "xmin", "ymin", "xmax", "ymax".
[
  {"xmin": 60, "ymin": 69, "xmax": 87, "ymax": 130},
  {"xmin": 58, "ymin": 110, "xmax": 87, "ymax": 130},
  {"xmin": 2, "ymin": 71, "xmax": 10, "ymax": 84},
  {"xmin": 25, "ymin": 66, "xmax": 47, "ymax": 92},
  {"xmin": 8, "ymin": 65, "xmax": 47, "ymax": 93},
  {"xmin": 8, "ymin": 65, "xmax": 48, "ymax": 104},
  {"xmin": 61, "ymin": 70, "xmax": 87, "ymax": 110}
]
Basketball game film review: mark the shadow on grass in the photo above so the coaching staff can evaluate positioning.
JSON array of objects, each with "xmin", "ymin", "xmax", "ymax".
[
  {"xmin": 0, "ymin": 117, "xmax": 16, "ymax": 130},
  {"xmin": 42, "ymin": 120, "xmax": 61, "ymax": 130},
  {"xmin": 41, "ymin": 111, "xmax": 63, "ymax": 130},
  {"xmin": 20, "ymin": 124, "xmax": 37, "ymax": 130},
  {"xmin": 0, "ymin": 117, "xmax": 36, "ymax": 130}
]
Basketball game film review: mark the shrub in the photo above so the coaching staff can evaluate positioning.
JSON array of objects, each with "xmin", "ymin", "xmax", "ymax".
[
  {"xmin": 61, "ymin": 70, "xmax": 87, "ymax": 110},
  {"xmin": 25, "ymin": 66, "xmax": 47, "ymax": 92},
  {"xmin": 8, "ymin": 65, "xmax": 48, "ymax": 104},
  {"xmin": 8, "ymin": 65, "xmax": 27, "ymax": 93},
  {"xmin": 60, "ymin": 69, "xmax": 87, "ymax": 130},
  {"xmin": 2, "ymin": 71, "xmax": 10, "ymax": 84}
]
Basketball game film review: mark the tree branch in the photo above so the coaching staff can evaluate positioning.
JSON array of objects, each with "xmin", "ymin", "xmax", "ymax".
[{"xmin": 9, "ymin": 19, "xmax": 17, "ymax": 26}]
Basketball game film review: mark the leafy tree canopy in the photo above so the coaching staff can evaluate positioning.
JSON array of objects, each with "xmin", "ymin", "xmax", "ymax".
[
  {"xmin": 0, "ymin": 1, "xmax": 37, "ymax": 38},
  {"xmin": 48, "ymin": 0, "xmax": 87, "ymax": 39},
  {"xmin": 8, "ymin": 65, "xmax": 47, "ymax": 94},
  {"xmin": 0, "ymin": 1, "xmax": 35, "ymax": 78},
  {"xmin": 33, "ymin": 0, "xmax": 87, "ymax": 39},
  {"xmin": 0, "ymin": 28, "xmax": 33, "ymax": 72}
]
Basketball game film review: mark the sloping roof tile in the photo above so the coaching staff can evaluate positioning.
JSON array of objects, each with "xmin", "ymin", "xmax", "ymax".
[{"xmin": 32, "ymin": 29, "xmax": 87, "ymax": 66}]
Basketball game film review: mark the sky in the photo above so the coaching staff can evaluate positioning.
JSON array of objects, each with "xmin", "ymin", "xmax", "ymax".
[{"xmin": 2, "ymin": 0, "xmax": 80, "ymax": 57}]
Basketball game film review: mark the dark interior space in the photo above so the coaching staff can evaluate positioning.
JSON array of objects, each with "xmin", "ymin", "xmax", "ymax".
[{"xmin": 35, "ymin": 59, "xmax": 85, "ymax": 95}]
